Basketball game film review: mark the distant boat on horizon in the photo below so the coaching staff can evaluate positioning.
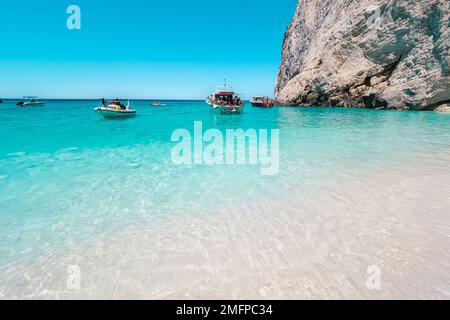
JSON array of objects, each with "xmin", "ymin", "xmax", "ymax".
[
  {"xmin": 16, "ymin": 96, "xmax": 46, "ymax": 107},
  {"xmin": 151, "ymin": 102, "xmax": 167, "ymax": 106}
]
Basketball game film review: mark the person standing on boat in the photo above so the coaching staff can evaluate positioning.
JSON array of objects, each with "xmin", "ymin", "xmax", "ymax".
[{"xmin": 101, "ymin": 98, "xmax": 106, "ymax": 108}]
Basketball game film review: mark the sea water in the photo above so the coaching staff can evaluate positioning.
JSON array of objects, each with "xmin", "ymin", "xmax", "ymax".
[{"xmin": 0, "ymin": 100, "xmax": 449, "ymax": 299}]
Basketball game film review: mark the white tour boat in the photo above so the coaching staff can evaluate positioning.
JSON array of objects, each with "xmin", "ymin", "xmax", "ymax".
[
  {"xmin": 206, "ymin": 82, "xmax": 244, "ymax": 114},
  {"xmin": 17, "ymin": 96, "xmax": 46, "ymax": 107}
]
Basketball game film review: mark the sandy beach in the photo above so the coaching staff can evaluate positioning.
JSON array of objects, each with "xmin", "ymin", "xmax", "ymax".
[{"xmin": 1, "ymin": 153, "xmax": 449, "ymax": 300}]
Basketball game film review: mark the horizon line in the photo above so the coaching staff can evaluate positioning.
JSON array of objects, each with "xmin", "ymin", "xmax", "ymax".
[
  {"xmin": 0, "ymin": 97, "xmax": 261, "ymax": 101},
  {"xmin": 1, "ymin": 98, "xmax": 207, "ymax": 101}
]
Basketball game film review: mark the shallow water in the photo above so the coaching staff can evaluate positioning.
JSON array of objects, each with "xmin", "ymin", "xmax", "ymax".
[{"xmin": 0, "ymin": 100, "xmax": 449, "ymax": 299}]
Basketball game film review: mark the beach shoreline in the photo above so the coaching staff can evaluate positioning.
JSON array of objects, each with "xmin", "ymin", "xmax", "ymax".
[{"xmin": 1, "ymin": 155, "xmax": 449, "ymax": 300}]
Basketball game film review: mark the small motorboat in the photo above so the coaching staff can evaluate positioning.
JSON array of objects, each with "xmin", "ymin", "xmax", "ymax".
[
  {"xmin": 151, "ymin": 102, "xmax": 167, "ymax": 106},
  {"xmin": 206, "ymin": 81, "xmax": 245, "ymax": 114},
  {"xmin": 95, "ymin": 99, "xmax": 136, "ymax": 119},
  {"xmin": 17, "ymin": 96, "xmax": 46, "ymax": 107},
  {"xmin": 251, "ymin": 96, "xmax": 274, "ymax": 108}
]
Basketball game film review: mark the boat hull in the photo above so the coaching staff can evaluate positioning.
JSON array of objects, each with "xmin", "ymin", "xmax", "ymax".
[
  {"xmin": 251, "ymin": 102, "xmax": 273, "ymax": 108},
  {"xmin": 211, "ymin": 104, "xmax": 244, "ymax": 114},
  {"xmin": 95, "ymin": 108, "xmax": 136, "ymax": 119},
  {"xmin": 19, "ymin": 102, "xmax": 46, "ymax": 107}
]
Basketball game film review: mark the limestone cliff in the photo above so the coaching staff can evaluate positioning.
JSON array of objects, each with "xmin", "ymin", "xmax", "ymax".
[{"xmin": 275, "ymin": 0, "xmax": 450, "ymax": 110}]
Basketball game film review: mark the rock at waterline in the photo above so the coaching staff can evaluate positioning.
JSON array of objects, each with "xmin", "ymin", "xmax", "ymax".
[
  {"xmin": 275, "ymin": 0, "xmax": 450, "ymax": 110},
  {"xmin": 435, "ymin": 104, "xmax": 450, "ymax": 113}
]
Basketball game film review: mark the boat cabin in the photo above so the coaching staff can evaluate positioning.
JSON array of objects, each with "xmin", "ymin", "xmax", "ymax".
[
  {"xmin": 24, "ymin": 96, "xmax": 39, "ymax": 103},
  {"xmin": 213, "ymin": 88, "xmax": 236, "ymax": 104}
]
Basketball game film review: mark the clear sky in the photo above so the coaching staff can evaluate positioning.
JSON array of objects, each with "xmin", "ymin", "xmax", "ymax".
[{"xmin": 0, "ymin": 0, "xmax": 297, "ymax": 99}]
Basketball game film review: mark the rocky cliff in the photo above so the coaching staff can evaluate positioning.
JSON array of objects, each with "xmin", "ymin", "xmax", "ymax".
[{"xmin": 275, "ymin": 0, "xmax": 450, "ymax": 110}]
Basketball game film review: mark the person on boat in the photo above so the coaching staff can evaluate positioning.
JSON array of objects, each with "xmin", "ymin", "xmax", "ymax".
[
  {"xmin": 101, "ymin": 98, "xmax": 106, "ymax": 108},
  {"xmin": 115, "ymin": 100, "xmax": 125, "ymax": 110}
]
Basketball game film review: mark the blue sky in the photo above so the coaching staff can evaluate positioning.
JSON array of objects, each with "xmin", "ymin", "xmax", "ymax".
[{"xmin": 0, "ymin": 0, "xmax": 297, "ymax": 99}]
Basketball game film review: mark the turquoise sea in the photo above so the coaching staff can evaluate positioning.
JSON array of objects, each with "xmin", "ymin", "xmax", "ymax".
[{"xmin": 0, "ymin": 100, "xmax": 449, "ymax": 299}]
